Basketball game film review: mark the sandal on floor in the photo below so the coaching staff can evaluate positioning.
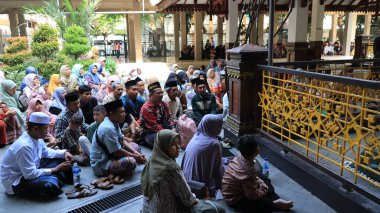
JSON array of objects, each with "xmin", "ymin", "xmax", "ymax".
[
  {"xmin": 113, "ymin": 176, "xmax": 125, "ymax": 184},
  {"xmin": 107, "ymin": 174, "xmax": 115, "ymax": 183},
  {"xmin": 95, "ymin": 180, "xmax": 114, "ymax": 190},
  {"xmin": 66, "ymin": 184, "xmax": 96, "ymax": 195},
  {"xmin": 221, "ymin": 141, "xmax": 232, "ymax": 149},
  {"xmin": 91, "ymin": 177, "xmax": 108, "ymax": 186},
  {"xmin": 67, "ymin": 188, "xmax": 98, "ymax": 199}
]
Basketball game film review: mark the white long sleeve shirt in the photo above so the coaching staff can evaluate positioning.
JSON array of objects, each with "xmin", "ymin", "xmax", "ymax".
[{"xmin": 0, "ymin": 132, "xmax": 66, "ymax": 194}]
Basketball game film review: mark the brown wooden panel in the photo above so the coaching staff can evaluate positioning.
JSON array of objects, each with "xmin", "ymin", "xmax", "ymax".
[{"xmin": 232, "ymin": 80, "xmax": 239, "ymax": 116}]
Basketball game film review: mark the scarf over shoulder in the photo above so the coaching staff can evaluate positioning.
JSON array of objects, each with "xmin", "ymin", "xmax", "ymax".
[{"xmin": 141, "ymin": 130, "xmax": 181, "ymax": 199}]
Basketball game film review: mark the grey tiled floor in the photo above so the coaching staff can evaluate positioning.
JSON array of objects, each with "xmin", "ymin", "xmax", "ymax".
[{"xmin": 0, "ymin": 144, "xmax": 335, "ymax": 213}]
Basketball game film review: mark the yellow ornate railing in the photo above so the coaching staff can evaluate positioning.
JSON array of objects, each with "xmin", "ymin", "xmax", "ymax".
[
  {"xmin": 274, "ymin": 58, "xmax": 380, "ymax": 81},
  {"xmin": 258, "ymin": 66, "xmax": 380, "ymax": 189}
]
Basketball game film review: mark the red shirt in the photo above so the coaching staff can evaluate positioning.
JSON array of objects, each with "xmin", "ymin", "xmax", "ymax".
[{"xmin": 140, "ymin": 99, "xmax": 174, "ymax": 133}]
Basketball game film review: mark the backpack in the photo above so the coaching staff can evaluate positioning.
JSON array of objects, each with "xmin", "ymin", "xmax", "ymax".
[{"xmin": 177, "ymin": 114, "xmax": 196, "ymax": 150}]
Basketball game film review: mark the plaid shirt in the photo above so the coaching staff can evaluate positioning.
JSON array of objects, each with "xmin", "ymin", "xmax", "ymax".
[
  {"xmin": 140, "ymin": 99, "xmax": 174, "ymax": 133},
  {"xmin": 54, "ymin": 108, "xmax": 89, "ymax": 139},
  {"xmin": 61, "ymin": 127, "xmax": 81, "ymax": 155}
]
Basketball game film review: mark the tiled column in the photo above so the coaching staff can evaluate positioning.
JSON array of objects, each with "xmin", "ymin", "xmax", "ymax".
[
  {"xmin": 173, "ymin": 13, "xmax": 180, "ymax": 58},
  {"xmin": 194, "ymin": 11, "xmax": 203, "ymax": 61}
]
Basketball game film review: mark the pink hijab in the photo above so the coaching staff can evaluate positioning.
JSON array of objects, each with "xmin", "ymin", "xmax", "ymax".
[
  {"xmin": 26, "ymin": 97, "xmax": 55, "ymax": 123},
  {"xmin": 106, "ymin": 75, "xmax": 121, "ymax": 93}
]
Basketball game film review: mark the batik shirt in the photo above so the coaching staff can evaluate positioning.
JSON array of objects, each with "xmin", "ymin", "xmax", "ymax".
[{"xmin": 140, "ymin": 99, "xmax": 174, "ymax": 133}]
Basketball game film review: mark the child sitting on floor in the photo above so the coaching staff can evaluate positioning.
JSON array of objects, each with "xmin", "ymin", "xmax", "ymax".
[
  {"xmin": 87, "ymin": 105, "xmax": 107, "ymax": 142},
  {"xmin": 61, "ymin": 114, "xmax": 90, "ymax": 166}
]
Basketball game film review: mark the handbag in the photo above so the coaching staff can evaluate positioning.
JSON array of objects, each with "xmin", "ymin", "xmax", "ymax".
[
  {"xmin": 18, "ymin": 93, "xmax": 29, "ymax": 111},
  {"xmin": 191, "ymin": 200, "xmax": 225, "ymax": 213}
]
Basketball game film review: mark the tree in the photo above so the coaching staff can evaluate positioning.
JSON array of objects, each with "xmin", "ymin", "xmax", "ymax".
[
  {"xmin": 0, "ymin": 37, "xmax": 32, "ymax": 84},
  {"xmin": 31, "ymin": 24, "xmax": 59, "ymax": 62},
  {"xmin": 142, "ymin": 14, "xmax": 170, "ymax": 57},
  {"xmin": 23, "ymin": 0, "xmax": 66, "ymax": 37},
  {"xmin": 23, "ymin": 0, "xmax": 100, "ymax": 37},
  {"xmin": 63, "ymin": 25, "xmax": 91, "ymax": 59},
  {"xmin": 91, "ymin": 14, "xmax": 123, "ymax": 54},
  {"xmin": 63, "ymin": 0, "xmax": 101, "ymax": 37},
  {"xmin": 0, "ymin": 37, "xmax": 31, "ymax": 66}
]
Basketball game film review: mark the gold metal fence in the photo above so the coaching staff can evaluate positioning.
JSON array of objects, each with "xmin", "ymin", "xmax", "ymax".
[
  {"xmin": 258, "ymin": 66, "xmax": 380, "ymax": 189},
  {"xmin": 274, "ymin": 58, "xmax": 380, "ymax": 81}
]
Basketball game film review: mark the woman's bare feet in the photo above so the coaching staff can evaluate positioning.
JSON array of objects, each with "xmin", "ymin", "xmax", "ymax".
[{"xmin": 273, "ymin": 199, "xmax": 294, "ymax": 211}]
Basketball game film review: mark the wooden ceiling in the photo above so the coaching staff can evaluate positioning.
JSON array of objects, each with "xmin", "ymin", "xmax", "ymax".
[
  {"xmin": 157, "ymin": 0, "xmax": 380, "ymax": 13},
  {"xmin": 0, "ymin": 0, "xmax": 156, "ymax": 13}
]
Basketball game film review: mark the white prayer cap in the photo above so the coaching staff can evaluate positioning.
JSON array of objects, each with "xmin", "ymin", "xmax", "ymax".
[{"xmin": 28, "ymin": 112, "xmax": 50, "ymax": 125}]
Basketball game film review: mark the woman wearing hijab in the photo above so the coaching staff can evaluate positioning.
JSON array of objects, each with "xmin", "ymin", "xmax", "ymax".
[
  {"xmin": 84, "ymin": 64, "xmax": 104, "ymax": 92},
  {"xmin": 181, "ymin": 114, "xmax": 223, "ymax": 195},
  {"xmin": 60, "ymin": 65, "xmax": 78, "ymax": 92},
  {"xmin": 141, "ymin": 130, "xmax": 197, "ymax": 213},
  {"xmin": 47, "ymin": 74, "xmax": 61, "ymax": 95},
  {"xmin": 23, "ymin": 73, "xmax": 45, "ymax": 100},
  {"xmin": 0, "ymin": 80, "xmax": 26, "ymax": 131},
  {"xmin": 20, "ymin": 66, "xmax": 39, "ymax": 91},
  {"xmin": 49, "ymin": 87, "xmax": 66, "ymax": 116},
  {"xmin": 0, "ymin": 100, "xmax": 22, "ymax": 147},
  {"xmin": 207, "ymin": 68, "xmax": 221, "ymax": 94},
  {"xmin": 171, "ymin": 64, "xmax": 179, "ymax": 73},
  {"xmin": 106, "ymin": 75, "xmax": 121, "ymax": 93},
  {"xmin": 215, "ymin": 59, "xmax": 225, "ymax": 73},
  {"xmin": 26, "ymin": 97, "xmax": 56, "ymax": 137},
  {"xmin": 176, "ymin": 71, "xmax": 188, "ymax": 91},
  {"xmin": 72, "ymin": 64, "xmax": 86, "ymax": 86}
]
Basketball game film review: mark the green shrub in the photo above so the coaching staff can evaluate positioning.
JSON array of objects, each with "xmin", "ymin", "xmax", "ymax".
[
  {"xmin": 63, "ymin": 25, "xmax": 91, "ymax": 59},
  {"xmin": 56, "ymin": 52, "xmax": 74, "ymax": 65},
  {"xmin": 0, "ymin": 50, "xmax": 32, "ymax": 66},
  {"xmin": 2, "ymin": 64, "xmax": 28, "ymax": 86},
  {"xmin": 31, "ymin": 24, "xmax": 59, "ymax": 62},
  {"xmin": 0, "ymin": 36, "xmax": 31, "ymax": 67},
  {"xmin": 5, "ymin": 37, "xmax": 28, "ymax": 54},
  {"xmin": 105, "ymin": 57, "xmax": 117, "ymax": 75},
  {"xmin": 35, "ymin": 60, "xmax": 61, "ymax": 79}
]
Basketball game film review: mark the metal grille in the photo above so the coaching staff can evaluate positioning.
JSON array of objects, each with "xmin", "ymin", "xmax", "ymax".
[
  {"xmin": 67, "ymin": 184, "xmax": 142, "ymax": 213},
  {"xmin": 258, "ymin": 65, "xmax": 380, "ymax": 190}
]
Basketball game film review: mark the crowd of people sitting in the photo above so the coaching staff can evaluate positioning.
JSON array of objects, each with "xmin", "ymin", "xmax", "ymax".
[
  {"xmin": 0, "ymin": 57, "xmax": 293, "ymax": 212},
  {"xmin": 322, "ymin": 41, "xmax": 343, "ymax": 56},
  {"xmin": 180, "ymin": 39, "xmax": 226, "ymax": 60}
]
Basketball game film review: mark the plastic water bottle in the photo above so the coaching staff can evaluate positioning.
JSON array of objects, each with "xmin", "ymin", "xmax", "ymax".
[
  {"xmin": 72, "ymin": 162, "xmax": 81, "ymax": 183},
  {"xmin": 263, "ymin": 158, "xmax": 270, "ymax": 177}
]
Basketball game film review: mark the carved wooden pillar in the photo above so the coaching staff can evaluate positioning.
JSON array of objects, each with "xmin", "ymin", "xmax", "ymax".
[{"xmin": 224, "ymin": 44, "xmax": 268, "ymax": 146}]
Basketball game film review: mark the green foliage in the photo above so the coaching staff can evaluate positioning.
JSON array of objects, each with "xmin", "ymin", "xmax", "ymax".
[
  {"xmin": 4, "ymin": 37, "xmax": 28, "ymax": 54},
  {"xmin": 35, "ymin": 61, "xmax": 61, "ymax": 79},
  {"xmin": 104, "ymin": 57, "xmax": 117, "ymax": 75},
  {"xmin": 23, "ymin": 0, "xmax": 101, "ymax": 37},
  {"xmin": 23, "ymin": 0, "xmax": 66, "ymax": 37},
  {"xmin": 63, "ymin": 0, "xmax": 101, "ymax": 36},
  {"xmin": 31, "ymin": 24, "xmax": 59, "ymax": 62},
  {"xmin": 74, "ymin": 59, "xmax": 94, "ymax": 71},
  {"xmin": 91, "ymin": 14, "xmax": 123, "ymax": 37},
  {"xmin": 2, "ymin": 64, "xmax": 28, "ymax": 86},
  {"xmin": 0, "ymin": 51, "xmax": 32, "ymax": 66},
  {"xmin": 63, "ymin": 25, "xmax": 91, "ymax": 59},
  {"xmin": 0, "ymin": 37, "xmax": 31, "ymax": 67}
]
